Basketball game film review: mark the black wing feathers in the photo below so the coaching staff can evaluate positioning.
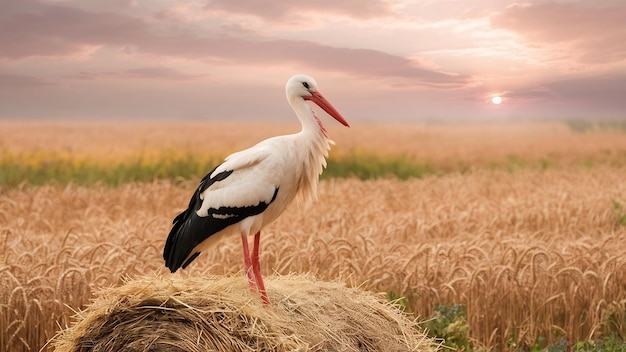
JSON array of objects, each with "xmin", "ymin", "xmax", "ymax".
[{"xmin": 163, "ymin": 165, "xmax": 278, "ymax": 273}]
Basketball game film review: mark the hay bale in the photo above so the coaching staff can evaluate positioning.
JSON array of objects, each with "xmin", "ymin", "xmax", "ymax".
[{"xmin": 53, "ymin": 274, "xmax": 437, "ymax": 352}]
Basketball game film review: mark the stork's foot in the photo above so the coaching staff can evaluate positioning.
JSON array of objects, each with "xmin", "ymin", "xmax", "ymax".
[
  {"xmin": 258, "ymin": 289, "xmax": 270, "ymax": 305},
  {"xmin": 242, "ymin": 232, "xmax": 270, "ymax": 304},
  {"xmin": 252, "ymin": 232, "xmax": 270, "ymax": 304},
  {"xmin": 245, "ymin": 269, "xmax": 269, "ymax": 304}
]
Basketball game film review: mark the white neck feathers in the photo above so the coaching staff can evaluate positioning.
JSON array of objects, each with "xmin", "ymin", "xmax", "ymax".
[{"xmin": 292, "ymin": 100, "xmax": 334, "ymax": 203}]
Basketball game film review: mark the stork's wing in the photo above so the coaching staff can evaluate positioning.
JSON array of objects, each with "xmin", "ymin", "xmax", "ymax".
[{"xmin": 163, "ymin": 147, "xmax": 281, "ymax": 272}]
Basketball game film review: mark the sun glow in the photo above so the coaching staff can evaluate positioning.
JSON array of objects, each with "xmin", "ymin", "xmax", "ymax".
[{"xmin": 491, "ymin": 96, "xmax": 503, "ymax": 105}]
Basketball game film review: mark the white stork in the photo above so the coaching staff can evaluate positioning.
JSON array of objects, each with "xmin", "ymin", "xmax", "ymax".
[{"xmin": 163, "ymin": 74, "xmax": 349, "ymax": 304}]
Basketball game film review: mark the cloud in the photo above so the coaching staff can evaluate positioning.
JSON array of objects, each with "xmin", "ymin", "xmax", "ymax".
[
  {"xmin": 74, "ymin": 66, "xmax": 206, "ymax": 81},
  {"xmin": 491, "ymin": 1, "xmax": 626, "ymax": 64},
  {"xmin": 0, "ymin": 0, "xmax": 468, "ymax": 87},
  {"xmin": 545, "ymin": 74, "xmax": 626, "ymax": 108},
  {"xmin": 0, "ymin": 0, "xmax": 148, "ymax": 59},
  {"xmin": 130, "ymin": 37, "xmax": 470, "ymax": 87},
  {"xmin": 204, "ymin": 0, "xmax": 398, "ymax": 21},
  {"xmin": 0, "ymin": 73, "xmax": 52, "ymax": 88},
  {"xmin": 503, "ymin": 74, "xmax": 626, "ymax": 116}
]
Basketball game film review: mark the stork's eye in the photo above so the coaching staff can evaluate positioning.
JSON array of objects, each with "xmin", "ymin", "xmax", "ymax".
[{"xmin": 302, "ymin": 82, "xmax": 310, "ymax": 89}]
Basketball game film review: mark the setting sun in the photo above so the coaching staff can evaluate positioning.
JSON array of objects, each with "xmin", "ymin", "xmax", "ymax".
[{"xmin": 491, "ymin": 96, "xmax": 503, "ymax": 105}]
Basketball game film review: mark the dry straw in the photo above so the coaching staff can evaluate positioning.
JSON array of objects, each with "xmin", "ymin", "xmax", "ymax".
[{"xmin": 52, "ymin": 274, "xmax": 436, "ymax": 352}]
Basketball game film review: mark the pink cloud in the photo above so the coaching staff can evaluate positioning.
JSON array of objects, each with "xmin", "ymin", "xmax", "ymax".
[
  {"xmin": 491, "ymin": 2, "xmax": 626, "ymax": 64},
  {"xmin": 544, "ymin": 75, "xmax": 626, "ymax": 108},
  {"xmin": 129, "ymin": 37, "xmax": 470, "ymax": 87},
  {"xmin": 0, "ymin": 73, "xmax": 52, "ymax": 88},
  {"xmin": 501, "ymin": 86, "xmax": 553, "ymax": 102},
  {"xmin": 204, "ymin": 0, "xmax": 398, "ymax": 20},
  {"xmin": 491, "ymin": 74, "xmax": 626, "ymax": 118},
  {"xmin": 0, "ymin": 0, "xmax": 468, "ymax": 87},
  {"xmin": 0, "ymin": 0, "xmax": 148, "ymax": 59},
  {"xmin": 74, "ymin": 67, "xmax": 207, "ymax": 81}
]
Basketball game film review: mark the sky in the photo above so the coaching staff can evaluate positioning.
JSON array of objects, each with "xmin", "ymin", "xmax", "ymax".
[{"xmin": 1, "ymin": 0, "xmax": 625, "ymax": 122}]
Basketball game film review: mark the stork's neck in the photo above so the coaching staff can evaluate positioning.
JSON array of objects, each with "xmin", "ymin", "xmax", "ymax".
[
  {"xmin": 290, "ymin": 98, "xmax": 325, "ymax": 135},
  {"xmin": 290, "ymin": 97, "xmax": 334, "ymax": 202}
]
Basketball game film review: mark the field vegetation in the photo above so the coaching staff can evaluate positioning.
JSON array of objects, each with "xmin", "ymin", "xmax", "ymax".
[
  {"xmin": 1, "ymin": 120, "xmax": 626, "ymax": 351},
  {"xmin": 2, "ymin": 120, "xmax": 626, "ymax": 185}
]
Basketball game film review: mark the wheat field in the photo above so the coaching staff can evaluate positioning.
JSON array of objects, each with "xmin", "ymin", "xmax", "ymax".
[{"xmin": 1, "ymin": 120, "xmax": 626, "ymax": 351}]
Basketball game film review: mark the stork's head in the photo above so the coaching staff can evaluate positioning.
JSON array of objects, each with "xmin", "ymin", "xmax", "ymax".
[{"xmin": 286, "ymin": 74, "xmax": 350, "ymax": 127}]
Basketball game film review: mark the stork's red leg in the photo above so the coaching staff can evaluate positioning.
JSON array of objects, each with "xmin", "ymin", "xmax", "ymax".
[
  {"xmin": 252, "ymin": 231, "xmax": 270, "ymax": 304},
  {"xmin": 241, "ymin": 233, "xmax": 258, "ymax": 292}
]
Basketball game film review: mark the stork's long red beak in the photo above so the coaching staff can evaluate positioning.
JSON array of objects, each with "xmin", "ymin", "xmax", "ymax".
[{"xmin": 304, "ymin": 91, "xmax": 350, "ymax": 127}]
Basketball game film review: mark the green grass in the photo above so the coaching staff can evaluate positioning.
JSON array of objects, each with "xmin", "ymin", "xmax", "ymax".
[
  {"xmin": 0, "ymin": 148, "xmax": 624, "ymax": 187},
  {"xmin": 420, "ymin": 304, "xmax": 471, "ymax": 351},
  {"xmin": 0, "ymin": 149, "xmax": 444, "ymax": 186},
  {"xmin": 325, "ymin": 152, "xmax": 438, "ymax": 180},
  {"xmin": 0, "ymin": 151, "xmax": 496, "ymax": 187},
  {"xmin": 0, "ymin": 149, "xmax": 222, "ymax": 187}
]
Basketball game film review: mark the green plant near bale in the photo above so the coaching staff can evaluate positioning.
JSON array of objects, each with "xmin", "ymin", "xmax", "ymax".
[
  {"xmin": 599, "ymin": 300, "xmax": 626, "ymax": 341},
  {"xmin": 385, "ymin": 291, "xmax": 409, "ymax": 312},
  {"xmin": 420, "ymin": 304, "xmax": 471, "ymax": 351},
  {"xmin": 573, "ymin": 334, "xmax": 626, "ymax": 351}
]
